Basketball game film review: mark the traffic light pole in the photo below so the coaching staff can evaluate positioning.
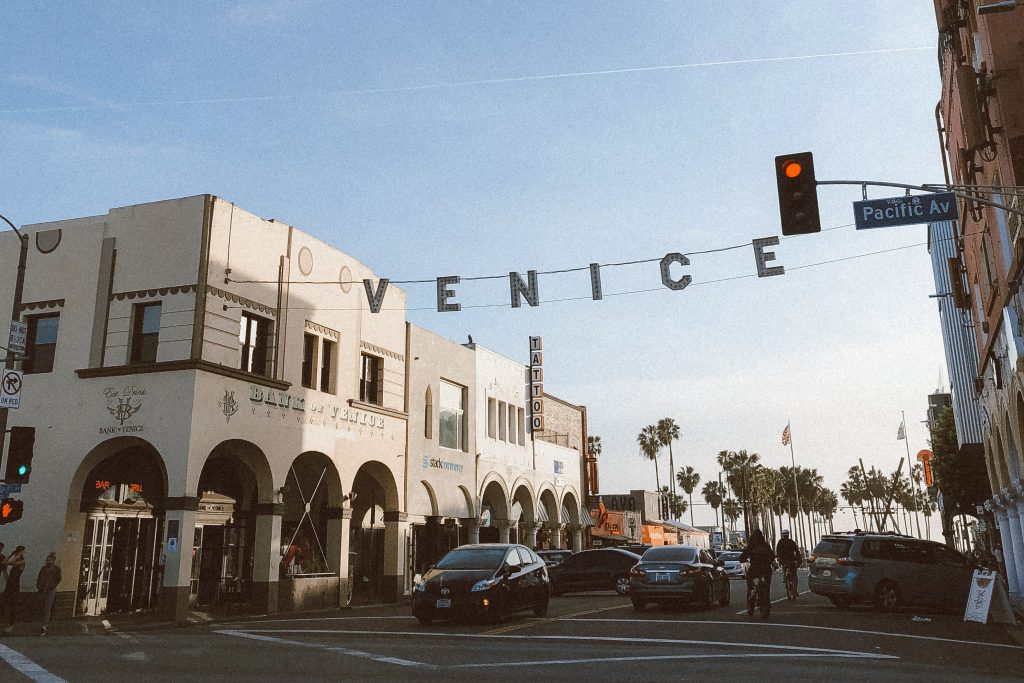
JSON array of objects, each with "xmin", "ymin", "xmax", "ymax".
[
  {"xmin": 0, "ymin": 213, "xmax": 29, "ymax": 479},
  {"xmin": 816, "ymin": 180, "xmax": 1024, "ymax": 220}
]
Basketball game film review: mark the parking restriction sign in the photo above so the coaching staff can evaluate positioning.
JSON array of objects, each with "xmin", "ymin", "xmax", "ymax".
[{"xmin": 0, "ymin": 369, "xmax": 22, "ymax": 409}]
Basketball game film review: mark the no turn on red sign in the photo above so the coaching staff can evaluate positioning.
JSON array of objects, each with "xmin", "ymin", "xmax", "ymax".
[{"xmin": 0, "ymin": 369, "xmax": 22, "ymax": 409}]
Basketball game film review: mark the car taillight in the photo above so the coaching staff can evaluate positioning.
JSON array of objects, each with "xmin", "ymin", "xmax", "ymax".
[
  {"xmin": 808, "ymin": 554, "xmax": 817, "ymax": 563},
  {"xmin": 629, "ymin": 565, "xmax": 646, "ymax": 577},
  {"xmin": 679, "ymin": 568, "xmax": 701, "ymax": 577},
  {"xmin": 836, "ymin": 557, "xmax": 864, "ymax": 567}
]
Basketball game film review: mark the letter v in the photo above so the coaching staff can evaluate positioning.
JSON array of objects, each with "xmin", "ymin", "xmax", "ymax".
[{"xmin": 363, "ymin": 278, "xmax": 390, "ymax": 313}]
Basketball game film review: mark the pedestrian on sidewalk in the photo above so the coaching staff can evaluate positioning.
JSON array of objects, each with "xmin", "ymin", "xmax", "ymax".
[
  {"xmin": 0, "ymin": 546, "xmax": 25, "ymax": 635},
  {"xmin": 36, "ymin": 552, "xmax": 61, "ymax": 636}
]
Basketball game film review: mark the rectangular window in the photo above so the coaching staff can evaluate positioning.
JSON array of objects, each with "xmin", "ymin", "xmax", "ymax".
[
  {"xmin": 439, "ymin": 380, "xmax": 466, "ymax": 451},
  {"xmin": 517, "ymin": 408, "xmax": 526, "ymax": 445},
  {"xmin": 320, "ymin": 339, "xmax": 335, "ymax": 393},
  {"xmin": 487, "ymin": 398, "xmax": 497, "ymax": 439},
  {"xmin": 129, "ymin": 302, "xmax": 161, "ymax": 364},
  {"xmin": 360, "ymin": 353, "xmax": 383, "ymax": 405},
  {"xmin": 239, "ymin": 312, "xmax": 271, "ymax": 377},
  {"xmin": 301, "ymin": 334, "xmax": 316, "ymax": 389},
  {"xmin": 508, "ymin": 406, "xmax": 517, "ymax": 445},
  {"xmin": 24, "ymin": 313, "xmax": 60, "ymax": 374},
  {"xmin": 499, "ymin": 401, "xmax": 507, "ymax": 441}
]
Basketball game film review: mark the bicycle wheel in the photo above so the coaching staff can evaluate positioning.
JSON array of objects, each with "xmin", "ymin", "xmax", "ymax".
[
  {"xmin": 786, "ymin": 571, "xmax": 797, "ymax": 602},
  {"xmin": 759, "ymin": 585, "xmax": 771, "ymax": 618},
  {"xmin": 746, "ymin": 587, "xmax": 755, "ymax": 616}
]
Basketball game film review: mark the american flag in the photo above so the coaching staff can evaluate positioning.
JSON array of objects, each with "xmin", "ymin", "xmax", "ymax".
[{"xmin": 781, "ymin": 424, "xmax": 791, "ymax": 446}]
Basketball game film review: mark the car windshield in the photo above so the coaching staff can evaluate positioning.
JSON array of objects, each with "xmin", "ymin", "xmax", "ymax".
[
  {"xmin": 642, "ymin": 546, "xmax": 697, "ymax": 562},
  {"xmin": 435, "ymin": 548, "xmax": 507, "ymax": 570},
  {"xmin": 718, "ymin": 552, "xmax": 741, "ymax": 561},
  {"xmin": 813, "ymin": 538, "xmax": 852, "ymax": 558}
]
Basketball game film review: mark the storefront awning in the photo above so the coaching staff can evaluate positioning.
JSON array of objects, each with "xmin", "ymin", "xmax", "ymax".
[
  {"xmin": 580, "ymin": 507, "xmax": 596, "ymax": 527},
  {"xmin": 536, "ymin": 505, "xmax": 550, "ymax": 523}
]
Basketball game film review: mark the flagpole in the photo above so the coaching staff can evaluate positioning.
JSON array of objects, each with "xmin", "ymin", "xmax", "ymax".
[
  {"xmin": 787, "ymin": 422, "xmax": 805, "ymax": 553},
  {"xmin": 901, "ymin": 410, "xmax": 922, "ymax": 538}
]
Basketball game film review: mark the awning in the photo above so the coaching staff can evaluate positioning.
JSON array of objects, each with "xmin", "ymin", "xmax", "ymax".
[
  {"xmin": 536, "ymin": 505, "xmax": 550, "ymax": 524},
  {"xmin": 580, "ymin": 507, "xmax": 596, "ymax": 527},
  {"xmin": 560, "ymin": 505, "xmax": 572, "ymax": 524}
]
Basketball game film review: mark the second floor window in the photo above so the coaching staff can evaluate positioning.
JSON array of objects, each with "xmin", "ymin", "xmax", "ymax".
[
  {"xmin": 239, "ymin": 312, "xmax": 271, "ymax": 377},
  {"xmin": 301, "ymin": 334, "xmax": 316, "ymax": 389},
  {"xmin": 24, "ymin": 313, "xmax": 60, "ymax": 374},
  {"xmin": 360, "ymin": 353, "xmax": 382, "ymax": 405},
  {"xmin": 320, "ymin": 339, "xmax": 335, "ymax": 393},
  {"xmin": 439, "ymin": 380, "xmax": 466, "ymax": 451},
  {"xmin": 129, "ymin": 302, "xmax": 161, "ymax": 364}
]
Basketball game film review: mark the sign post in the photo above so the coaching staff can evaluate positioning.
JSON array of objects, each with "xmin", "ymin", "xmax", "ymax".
[
  {"xmin": 8, "ymin": 322, "xmax": 26, "ymax": 355},
  {"xmin": 0, "ymin": 369, "xmax": 22, "ymax": 409},
  {"xmin": 854, "ymin": 192, "xmax": 959, "ymax": 230}
]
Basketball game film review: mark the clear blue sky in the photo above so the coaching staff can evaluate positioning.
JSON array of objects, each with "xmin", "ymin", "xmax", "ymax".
[{"xmin": 2, "ymin": 1, "xmax": 946, "ymax": 530}]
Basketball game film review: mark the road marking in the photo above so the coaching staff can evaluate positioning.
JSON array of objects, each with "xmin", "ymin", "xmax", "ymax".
[
  {"xmin": 483, "ymin": 602, "xmax": 630, "ymax": 636},
  {"xmin": 560, "ymin": 619, "xmax": 1024, "ymax": 651},
  {"xmin": 735, "ymin": 589, "xmax": 811, "ymax": 614},
  {"xmin": 216, "ymin": 628, "xmax": 435, "ymax": 669},
  {"xmin": 228, "ymin": 627, "xmax": 898, "ymax": 659},
  {"xmin": 454, "ymin": 652, "xmax": 895, "ymax": 668},
  {"xmin": 0, "ymin": 644, "xmax": 67, "ymax": 683}
]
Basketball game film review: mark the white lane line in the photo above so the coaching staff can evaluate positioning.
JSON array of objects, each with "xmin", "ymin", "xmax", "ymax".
[
  {"xmin": 734, "ymin": 590, "xmax": 811, "ymax": 615},
  {"xmin": 455, "ymin": 652, "xmax": 894, "ymax": 669},
  {"xmin": 216, "ymin": 629, "xmax": 435, "ymax": 669},
  {"xmin": 0, "ymin": 644, "xmax": 67, "ymax": 683},
  {"xmin": 224, "ymin": 628, "xmax": 896, "ymax": 659},
  {"xmin": 219, "ymin": 615, "xmax": 413, "ymax": 627},
  {"xmin": 559, "ymin": 618, "xmax": 1024, "ymax": 651}
]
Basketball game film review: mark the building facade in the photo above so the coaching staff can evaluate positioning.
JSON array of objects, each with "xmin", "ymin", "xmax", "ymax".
[
  {"xmin": 0, "ymin": 195, "xmax": 589, "ymax": 622},
  {"xmin": 933, "ymin": 0, "xmax": 1024, "ymax": 604}
]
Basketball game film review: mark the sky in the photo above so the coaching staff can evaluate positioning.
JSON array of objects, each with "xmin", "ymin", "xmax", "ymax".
[{"xmin": 2, "ymin": 1, "xmax": 949, "ymax": 533}]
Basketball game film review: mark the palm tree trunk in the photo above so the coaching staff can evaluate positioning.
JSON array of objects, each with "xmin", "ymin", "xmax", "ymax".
[
  {"xmin": 668, "ymin": 444, "xmax": 676, "ymax": 498},
  {"xmin": 689, "ymin": 493, "xmax": 694, "ymax": 526}
]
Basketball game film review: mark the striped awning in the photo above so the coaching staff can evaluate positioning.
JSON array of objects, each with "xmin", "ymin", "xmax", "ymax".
[
  {"xmin": 560, "ymin": 505, "xmax": 572, "ymax": 524},
  {"xmin": 580, "ymin": 507, "xmax": 596, "ymax": 527},
  {"xmin": 536, "ymin": 505, "xmax": 550, "ymax": 523}
]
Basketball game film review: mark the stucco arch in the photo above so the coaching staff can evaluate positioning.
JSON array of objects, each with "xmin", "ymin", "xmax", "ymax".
[
  {"xmin": 66, "ymin": 436, "xmax": 169, "ymax": 517},
  {"xmin": 510, "ymin": 480, "xmax": 536, "ymax": 523},
  {"xmin": 420, "ymin": 480, "xmax": 440, "ymax": 518},
  {"xmin": 196, "ymin": 439, "xmax": 274, "ymax": 505},
  {"xmin": 480, "ymin": 478, "xmax": 509, "ymax": 520},
  {"xmin": 538, "ymin": 487, "xmax": 559, "ymax": 524},
  {"xmin": 560, "ymin": 490, "xmax": 581, "ymax": 525},
  {"xmin": 458, "ymin": 485, "xmax": 476, "ymax": 519}
]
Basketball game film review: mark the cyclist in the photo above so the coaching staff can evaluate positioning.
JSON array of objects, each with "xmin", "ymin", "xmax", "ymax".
[
  {"xmin": 775, "ymin": 530, "xmax": 800, "ymax": 596},
  {"xmin": 739, "ymin": 529, "xmax": 775, "ymax": 605}
]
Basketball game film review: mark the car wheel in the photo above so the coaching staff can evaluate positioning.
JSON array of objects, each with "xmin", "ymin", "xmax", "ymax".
[
  {"xmin": 533, "ymin": 597, "xmax": 549, "ymax": 618},
  {"xmin": 614, "ymin": 576, "xmax": 631, "ymax": 595},
  {"xmin": 718, "ymin": 579, "xmax": 730, "ymax": 607},
  {"xmin": 829, "ymin": 596, "xmax": 852, "ymax": 610},
  {"xmin": 415, "ymin": 614, "xmax": 433, "ymax": 626},
  {"xmin": 874, "ymin": 581, "xmax": 900, "ymax": 612},
  {"xmin": 702, "ymin": 580, "xmax": 715, "ymax": 610},
  {"xmin": 631, "ymin": 598, "xmax": 646, "ymax": 611}
]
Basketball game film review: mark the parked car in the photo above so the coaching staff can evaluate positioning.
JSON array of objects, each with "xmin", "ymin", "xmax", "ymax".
[
  {"xmin": 548, "ymin": 547, "xmax": 642, "ymax": 596},
  {"xmin": 715, "ymin": 550, "xmax": 745, "ymax": 579},
  {"xmin": 628, "ymin": 545, "xmax": 731, "ymax": 611},
  {"xmin": 536, "ymin": 549, "xmax": 573, "ymax": 567},
  {"xmin": 412, "ymin": 544, "xmax": 550, "ymax": 625},
  {"xmin": 808, "ymin": 532, "xmax": 976, "ymax": 611}
]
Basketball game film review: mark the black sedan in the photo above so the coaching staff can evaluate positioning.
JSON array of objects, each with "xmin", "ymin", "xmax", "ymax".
[
  {"xmin": 412, "ymin": 544, "xmax": 550, "ymax": 625},
  {"xmin": 536, "ymin": 549, "xmax": 573, "ymax": 567},
  {"xmin": 548, "ymin": 547, "xmax": 642, "ymax": 596},
  {"xmin": 628, "ymin": 545, "xmax": 731, "ymax": 611}
]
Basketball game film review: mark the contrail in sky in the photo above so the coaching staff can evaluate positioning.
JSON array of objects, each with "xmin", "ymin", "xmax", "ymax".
[{"xmin": 2, "ymin": 46, "xmax": 931, "ymax": 114}]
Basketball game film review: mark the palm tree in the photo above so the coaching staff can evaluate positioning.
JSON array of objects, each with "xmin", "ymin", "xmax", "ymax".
[
  {"xmin": 660, "ymin": 486, "xmax": 687, "ymax": 519},
  {"xmin": 637, "ymin": 425, "xmax": 662, "ymax": 515},
  {"xmin": 675, "ymin": 465, "xmax": 701, "ymax": 526},
  {"xmin": 657, "ymin": 418, "xmax": 681, "ymax": 498},
  {"xmin": 587, "ymin": 435, "xmax": 602, "ymax": 459},
  {"xmin": 722, "ymin": 498, "xmax": 741, "ymax": 540},
  {"xmin": 701, "ymin": 480, "xmax": 726, "ymax": 531}
]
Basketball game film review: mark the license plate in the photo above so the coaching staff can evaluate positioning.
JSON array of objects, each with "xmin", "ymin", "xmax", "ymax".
[
  {"xmin": 654, "ymin": 573, "xmax": 669, "ymax": 583},
  {"xmin": 436, "ymin": 599, "xmax": 451, "ymax": 608},
  {"xmin": 822, "ymin": 570, "xmax": 831, "ymax": 578}
]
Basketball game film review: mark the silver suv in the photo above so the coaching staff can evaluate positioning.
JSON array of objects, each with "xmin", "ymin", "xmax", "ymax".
[{"xmin": 808, "ymin": 532, "xmax": 976, "ymax": 611}]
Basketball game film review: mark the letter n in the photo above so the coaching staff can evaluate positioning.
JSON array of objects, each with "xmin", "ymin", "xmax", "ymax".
[{"xmin": 509, "ymin": 270, "xmax": 540, "ymax": 308}]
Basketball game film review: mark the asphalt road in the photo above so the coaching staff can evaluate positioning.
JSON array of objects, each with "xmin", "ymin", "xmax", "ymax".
[{"xmin": 1, "ymin": 571, "xmax": 1021, "ymax": 682}]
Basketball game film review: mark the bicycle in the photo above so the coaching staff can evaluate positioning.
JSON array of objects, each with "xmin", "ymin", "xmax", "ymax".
[
  {"xmin": 746, "ymin": 573, "xmax": 771, "ymax": 618},
  {"xmin": 783, "ymin": 562, "xmax": 798, "ymax": 602}
]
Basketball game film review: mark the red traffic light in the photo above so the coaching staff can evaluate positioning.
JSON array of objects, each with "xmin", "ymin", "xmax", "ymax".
[
  {"xmin": 782, "ymin": 160, "xmax": 803, "ymax": 179},
  {"xmin": 775, "ymin": 152, "xmax": 821, "ymax": 236}
]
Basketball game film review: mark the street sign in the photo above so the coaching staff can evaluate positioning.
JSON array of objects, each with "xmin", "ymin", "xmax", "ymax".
[
  {"xmin": 8, "ymin": 322, "xmax": 26, "ymax": 355},
  {"xmin": 854, "ymin": 192, "xmax": 959, "ymax": 230},
  {"xmin": 0, "ymin": 483, "xmax": 21, "ymax": 497},
  {"xmin": 0, "ymin": 369, "xmax": 21, "ymax": 409}
]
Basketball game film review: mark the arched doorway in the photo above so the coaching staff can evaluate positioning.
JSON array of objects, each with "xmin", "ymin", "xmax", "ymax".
[
  {"xmin": 190, "ymin": 440, "xmax": 270, "ymax": 609},
  {"xmin": 479, "ymin": 479, "xmax": 509, "ymax": 544},
  {"xmin": 510, "ymin": 482, "xmax": 536, "ymax": 546},
  {"xmin": 538, "ymin": 488, "xmax": 560, "ymax": 549},
  {"xmin": 349, "ymin": 461, "xmax": 400, "ymax": 604},
  {"xmin": 72, "ymin": 439, "xmax": 167, "ymax": 616},
  {"xmin": 561, "ymin": 491, "xmax": 582, "ymax": 552}
]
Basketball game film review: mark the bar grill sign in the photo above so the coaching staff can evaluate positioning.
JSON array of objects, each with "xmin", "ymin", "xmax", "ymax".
[
  {"xmin": 529, "ymin": 336, "xmax": 544, "ymax": 432},
  {"xmin": 854, "ymin": 192, "xmax": 959, "ymax": 230}
]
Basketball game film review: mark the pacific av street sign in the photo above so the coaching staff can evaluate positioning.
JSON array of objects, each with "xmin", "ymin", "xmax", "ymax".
[{"xmin": 854, "ymin": 191, "xmax": 959, "ymax": 230}]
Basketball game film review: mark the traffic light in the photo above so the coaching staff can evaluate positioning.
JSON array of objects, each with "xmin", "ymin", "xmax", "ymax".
[
  {"xmin": 0, "ymin": 498, "xmax": 23, "ymax": 524},
  {"xmin": 775, "ymin": 152, "xmax": 821, "ymax": 235},
  {"xmin": 5, "ymin": 426, "xmax": 35, "ymax": 483}
]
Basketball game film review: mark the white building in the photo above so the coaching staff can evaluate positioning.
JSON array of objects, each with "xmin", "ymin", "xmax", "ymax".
[{"xmin": 0, "ymin": 196, "xmax": 588, "ymax": 621}]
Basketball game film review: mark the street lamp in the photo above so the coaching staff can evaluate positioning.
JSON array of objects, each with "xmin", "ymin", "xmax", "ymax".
[{"xmin": 0, "ymin": 213, "xmax": 29, "ymax": 468}]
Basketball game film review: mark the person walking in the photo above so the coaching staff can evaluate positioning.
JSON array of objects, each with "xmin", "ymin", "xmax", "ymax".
[
  {"xmin": 0, "ymin": 546, "xmax": 25, "ymax": 635},
  {"xmin": 36, "ymin": 552, "xmax": 61, "ymax": 635}
]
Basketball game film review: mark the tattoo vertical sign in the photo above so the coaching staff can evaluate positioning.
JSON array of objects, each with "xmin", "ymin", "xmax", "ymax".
[{"xmin": 529, "ymin": 336, "xmax": 544, "ymax": 432}]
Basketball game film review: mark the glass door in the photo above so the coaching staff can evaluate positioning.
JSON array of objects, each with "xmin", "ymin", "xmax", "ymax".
[{"xmin": 77, "ymin": 517, "xmax": 115, "ymax": 615}]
